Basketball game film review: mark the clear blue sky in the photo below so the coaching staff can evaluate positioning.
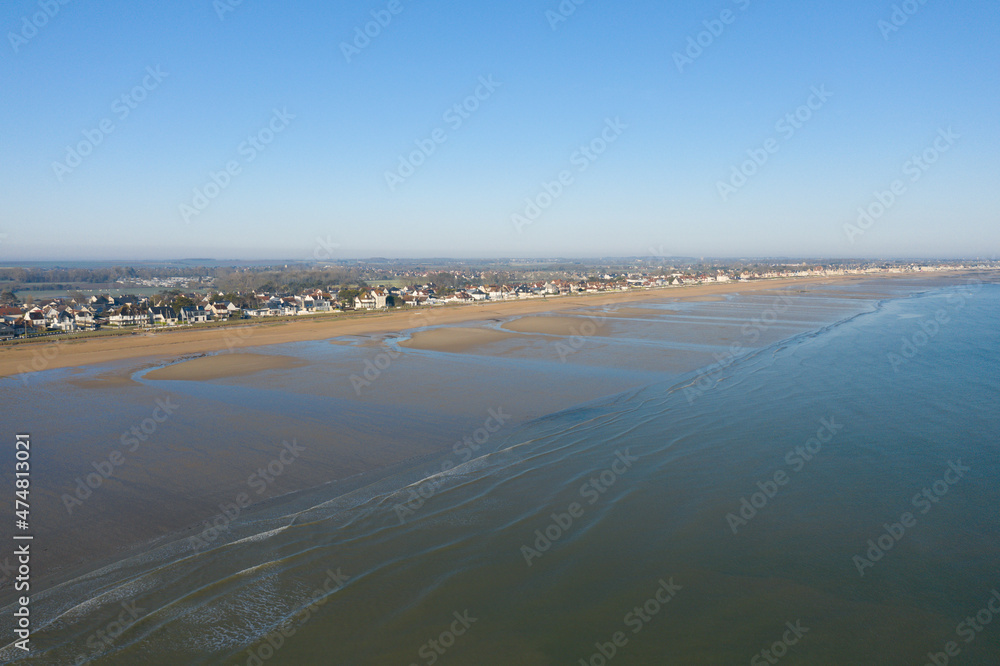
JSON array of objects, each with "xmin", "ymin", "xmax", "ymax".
[{"xmin": 1, "ymin": 0, "xmax": 997, "ymax": 261}]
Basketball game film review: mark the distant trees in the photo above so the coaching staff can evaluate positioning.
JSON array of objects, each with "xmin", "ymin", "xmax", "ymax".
[
  {"xmin": 154, "ymin": 289, "xmax": 182, "ymax": 307},
  {"xmin": 428, "ymin": 272, "xmax": 459, "ymax": 290},
  {"xmin": 213, "ymin": 292, "xmax": 253, "ymax": 308},
  {"xmin": 214, "ymin": 267, "xmax": 365, "ymax": 295},
  {"xmin": 0, "ymin": 288, "xmax": 19, "ymax": 306},
  {"xmin": 0, "ymin": 265, "xmax": 196, "ymax": 284},
  {"xmin": 172, "ymin": 296, "xmax": 195, "ymax": 315},
  {"xmin": 479, "ymin": 270, "xmax": 514, "ymax": 286},
  {"xmin": 0, "ymin": 265, "xmax": 381, "ymax": 300},
  {"xmin": 337, "ymin": 288, "xmax": 363, "ymax": 307}
]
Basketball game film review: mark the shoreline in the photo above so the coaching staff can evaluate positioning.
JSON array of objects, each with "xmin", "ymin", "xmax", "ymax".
[
  {"xmin": 1, "ymin": 272, "xmax": 985, "ymax": 627},
  {"xmin": 0, "ymin": 276, "xmax": 880, "ymax": 379}
]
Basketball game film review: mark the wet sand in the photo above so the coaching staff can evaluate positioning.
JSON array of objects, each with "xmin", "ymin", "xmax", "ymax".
[
  {"xmin": 501, "ymin": 315, "xmax": 615, "ymax": 336},
  {"xmin": 611, "ymin": 306, "xmax": 681, "ymax": 317},
  {"xmin": 399, "ymin": 327, "xmax": 520, "ymax": 353},
  {"xmin": 144, "ymin": 353, "xmax": 308, "ymax": 381},
  {"xmin": 0, "ymin": 276, "xmax": 875, "ymax": 379}
]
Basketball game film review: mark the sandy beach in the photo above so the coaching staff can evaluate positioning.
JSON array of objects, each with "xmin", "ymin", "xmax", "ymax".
[{"xmin": 0, "ymin": 276, "xmax": 870, "ymax": 379}]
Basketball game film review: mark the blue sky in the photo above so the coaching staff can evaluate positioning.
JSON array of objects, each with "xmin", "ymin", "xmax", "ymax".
[{"xmin": 1, "ymin": 0, "xmax": 997, "ymax": 260}]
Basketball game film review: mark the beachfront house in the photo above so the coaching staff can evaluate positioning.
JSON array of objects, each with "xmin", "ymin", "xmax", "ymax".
[
  {"xmin": 279, "ymin": 298, "xmax": 300, "ymax": 316},
  {"xmin": 25, "ymin": 309, "xmax": 45, "ymax": 330},
  {"xmin": 354, "ymin": 288, "xmax": 388, "ymax": 310},
  {"xmin": 108, "ymin": 304, "xmax": 148, "ymax": 327},
  {"xmin": 301, "ymin": 294, "xmax": 335, "ymax": 313},
  {"xmin": 0, "ymin": 306, "xmax": 22, "ymax": 324},
  {"xmin": 208, "ymin": 302, "xmax": 239, "ymax": 319},
  {"xmin": 52, "ymin": 309, "xmax": 78, "ymax": 332},
  {"xmin": 150, "ymin": 306, "xmax": 178, "ymax": 326},
  {"xmin": 179, "ymin": 306, "xmax": 209, "ymax": 324},
  {"xmin": 73, "ymin": 307, "xmax": 96, "ymax": 329}
]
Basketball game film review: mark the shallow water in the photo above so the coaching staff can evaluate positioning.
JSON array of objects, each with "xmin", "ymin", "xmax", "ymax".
[{"xmin": 2, "ymin": 274, "xmax": 998, "ymax": 664}]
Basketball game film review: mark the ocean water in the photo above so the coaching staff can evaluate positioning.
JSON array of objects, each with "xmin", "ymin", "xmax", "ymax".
[{"xmin": 2, "ymin": 276, "xmax": 998, "ymax": 664}]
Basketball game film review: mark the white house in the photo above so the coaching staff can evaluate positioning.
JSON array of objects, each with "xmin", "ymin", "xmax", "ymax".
[
  {"xmin": 208, "ymin": 302, "xmax": 239, "ymax": 319},
  {"xmin": 179, "ymin": 306, "xmax": 209, "ymax": 324},
  {"xmin": 354, "ymin": 288, "xmax": 388, "ymax": 310},
  {"xmin": 149, "ymin": 306, "xmax": 177, "ymax": 325},
  {"xmin": 109, "ymin": 304, "xmax": 149, "ymax": 327}
]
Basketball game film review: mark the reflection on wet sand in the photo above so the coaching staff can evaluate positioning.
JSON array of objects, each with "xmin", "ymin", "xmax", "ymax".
[{"xmin": 143, "ymin": 353, "xmax": 308, "ymax": 381}]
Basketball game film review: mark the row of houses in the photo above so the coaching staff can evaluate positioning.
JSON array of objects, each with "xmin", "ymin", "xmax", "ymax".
[
  {"xmin": 10, "ymin": 264, "xmax": 958, "ymax": 339},
  {"xmin": 0, "ymin": 279, "xmax": 689, "ymax": 337},
  {"xmin": 0, "ymin": 268, "xmax": 834, "ymax": 339},
  {"xmin": 1, "ymin": 304, "xmax": 97, "ymax": 336}
]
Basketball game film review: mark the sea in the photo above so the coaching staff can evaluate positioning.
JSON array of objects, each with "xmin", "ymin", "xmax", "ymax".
[{"xmin": 1, "ymin": 273, "xmax": 998, "ymax": 665}]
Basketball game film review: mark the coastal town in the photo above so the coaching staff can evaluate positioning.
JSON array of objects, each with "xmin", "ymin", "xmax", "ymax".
[{"xmin": 0, "ymin": 260, "xmax": 992, "ymax": 340}]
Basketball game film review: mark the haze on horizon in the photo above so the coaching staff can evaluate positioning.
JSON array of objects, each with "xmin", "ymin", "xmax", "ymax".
[{"xmin": 1, "ymin": 0, "xmax": 997, "ymax": 262}]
